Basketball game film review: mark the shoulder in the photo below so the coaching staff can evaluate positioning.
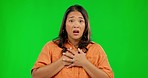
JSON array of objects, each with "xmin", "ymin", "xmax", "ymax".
[
  {"xmin": 88, "ymin": 41, "xmax": 106, "ymax": 54},
  {"xmin": 43, "ymin": 41, "xmax": 59, "ymax": 48},
  {"xmin": 88, "ymin": 41, "xmax": 103, "ymax": 50},
  {"xmin": 87, "ymin": 41, "xmax": 107, "ymax": 56}
]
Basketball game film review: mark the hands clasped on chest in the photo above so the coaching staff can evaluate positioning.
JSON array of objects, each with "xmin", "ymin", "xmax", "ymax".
[{"xmin": 62, "ymin": 48, "xmax": 87, "ymax": 68}]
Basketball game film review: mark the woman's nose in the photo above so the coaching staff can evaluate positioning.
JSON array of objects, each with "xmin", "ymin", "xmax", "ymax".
[{"xmin": 73, "ymin": 21, "xmax": 80, "ymax": 28}]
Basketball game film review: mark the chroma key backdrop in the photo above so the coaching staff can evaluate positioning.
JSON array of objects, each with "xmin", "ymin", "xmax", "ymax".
[{"xmin": 0, "ymin": 0, "xmax": 148, "ymax": 78}]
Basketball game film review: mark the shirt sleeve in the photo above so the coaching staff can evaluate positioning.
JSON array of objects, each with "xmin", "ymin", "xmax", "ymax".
[
  {"xmin": 31, "ymin": 42, "xmax": 52, "ymax": 72},
  {"xmin": 96, "ymin": 44, "xmax": 114, "ymax": 78}
]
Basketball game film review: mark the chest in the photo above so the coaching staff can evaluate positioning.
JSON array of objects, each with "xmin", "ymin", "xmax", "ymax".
[{"xmin": 50, "ymin": 47, "xmax": 100, "ymax": 66}]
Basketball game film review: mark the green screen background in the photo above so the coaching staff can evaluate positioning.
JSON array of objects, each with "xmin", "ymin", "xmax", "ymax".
[{"xmin": 0, "ymin": 0, "xmax": 148, "ymax": 78}]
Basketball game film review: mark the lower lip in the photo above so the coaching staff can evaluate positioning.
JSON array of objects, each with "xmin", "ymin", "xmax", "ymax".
[{"xmin": 73, "ymin": 33, "xmax": 79, "ymax": 36}]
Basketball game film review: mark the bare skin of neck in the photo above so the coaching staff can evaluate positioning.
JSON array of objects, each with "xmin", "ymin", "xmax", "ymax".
[{"xmin": 68, "ymin": 36, "xmax": 80, "ymax": 48}]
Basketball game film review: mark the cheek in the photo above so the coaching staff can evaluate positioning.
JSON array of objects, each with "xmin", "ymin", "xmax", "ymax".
[
  {"xmin": 81, "ymin": 25, "xmax": 85, "ymax": 33},
  {"xmin": 66, "ymin": 23, "xmax": 72, "ymax": 33}
]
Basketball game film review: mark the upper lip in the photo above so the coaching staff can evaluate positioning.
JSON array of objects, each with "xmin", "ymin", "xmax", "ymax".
[{"xmin": 73, "ymin": 30, "xmax": 79, "ymax": 33}]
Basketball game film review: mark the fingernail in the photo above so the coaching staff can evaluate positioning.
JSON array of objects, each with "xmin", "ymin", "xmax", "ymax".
[
  {"xmin": 62, "ymin": 58, "xmax": 65, "ymax": 61},
  {"xmin": 62, "ymin": 53, "xmax": 66, "ymax": 55},
  {"xmin": 70, "ymin": 47, "xmax": 72, "ymax": 50}
]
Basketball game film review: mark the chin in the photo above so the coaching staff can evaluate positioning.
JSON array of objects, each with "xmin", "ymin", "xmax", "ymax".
[{"xmin": 72, "ymin": 36, "xmax": 81, "ymax": 40}]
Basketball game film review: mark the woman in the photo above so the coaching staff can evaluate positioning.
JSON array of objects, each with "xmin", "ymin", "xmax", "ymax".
[{"xmin": 31, "ymin": 4, "xmax": 114, "ymax": 78}]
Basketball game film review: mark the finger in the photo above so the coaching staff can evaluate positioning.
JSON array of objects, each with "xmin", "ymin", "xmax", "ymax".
[
  {"xmin": 62, "ymin": 52, "xmax": 74, "ymax": 59},
  {"xmin": 67, "ymin": 48, "xmax": 76, "ymax": 55},
  {"xmin": 62, "ymin": 58, "xmax": 74, "ymax": 63},
  {"xmin": 67, "ymin": 63, "xmax": 75, "ymax": 68},
  {"xmin": 78, "ymin": 48, "xmax": 84, "ymax": 54}
]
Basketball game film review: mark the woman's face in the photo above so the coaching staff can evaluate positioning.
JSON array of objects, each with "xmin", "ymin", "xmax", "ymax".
[{"xmin": 66, "ymin": 11, "xmax": 85, "ymax": 41}]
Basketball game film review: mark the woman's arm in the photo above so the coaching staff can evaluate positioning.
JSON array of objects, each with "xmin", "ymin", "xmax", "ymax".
[
  {"xmin": 32, "ymin": 58, "xmax": 64, "ymax": 78},
  {"xmin": 82, "ymin": 59, "xmax": 109, "ymax": 78},
  {"xmin": 65, "ymin": 48, "xmax": 110, "ymax": 78}
]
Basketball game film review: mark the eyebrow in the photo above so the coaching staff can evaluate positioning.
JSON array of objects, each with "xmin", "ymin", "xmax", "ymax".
[
  {"xmin": 78, "ymin": 17, "xmax": 84, "ymax": 19},
  {"xmin": 69, "ymin": 16, "xmax": 74, "ymax": 18},
  {"xmin": 68, "ymin": 16, "xmax": 84, "ymax": 19}
]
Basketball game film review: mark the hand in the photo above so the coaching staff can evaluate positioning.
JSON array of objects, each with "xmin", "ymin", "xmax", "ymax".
[
  {"xmin": 61, "ymin": 51, "xmax": 75, "ymax": 66},
  {"xmin": 64, "ymin": 48, "xmax": 87, "ymax": 68}
]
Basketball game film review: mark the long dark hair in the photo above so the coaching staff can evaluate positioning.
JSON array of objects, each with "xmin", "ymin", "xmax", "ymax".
[{"xmin": 53, "ymin": 4, "xmax": 91, "ymax": 53}]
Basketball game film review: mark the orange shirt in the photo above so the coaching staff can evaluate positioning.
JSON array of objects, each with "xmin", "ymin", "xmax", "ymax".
[{"xmin": 32, "ymin": 41, "xmax": 114, "ymax": 78}]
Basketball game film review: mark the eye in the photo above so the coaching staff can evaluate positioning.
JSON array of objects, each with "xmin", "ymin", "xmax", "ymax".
[
  {"xmin": 79, "ymin": 20, "xmax": 84, "ymax": 23},
  {"xmin": 69, "ymin": 19, "xmax": 74, "ymax": 22}
]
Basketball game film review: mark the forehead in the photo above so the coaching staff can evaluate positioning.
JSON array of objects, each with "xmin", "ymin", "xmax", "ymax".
[{"xmin": 67, "ymin": 11, "xmax": 84, "ymax": 18}]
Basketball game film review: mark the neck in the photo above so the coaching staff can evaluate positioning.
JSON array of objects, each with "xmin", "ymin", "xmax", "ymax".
[{"xmin": 68, "ymin": 37, "xmax": 80, "ymax": 48}]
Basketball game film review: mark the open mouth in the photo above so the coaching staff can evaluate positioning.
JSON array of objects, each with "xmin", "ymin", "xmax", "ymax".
[
  {"xmin": 73, "ymin": 30, "xmax": 79, "ymax": 33},
  {"xmin": 73, "ymin": 30, "xmax": 79, "ymax": 36}
]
